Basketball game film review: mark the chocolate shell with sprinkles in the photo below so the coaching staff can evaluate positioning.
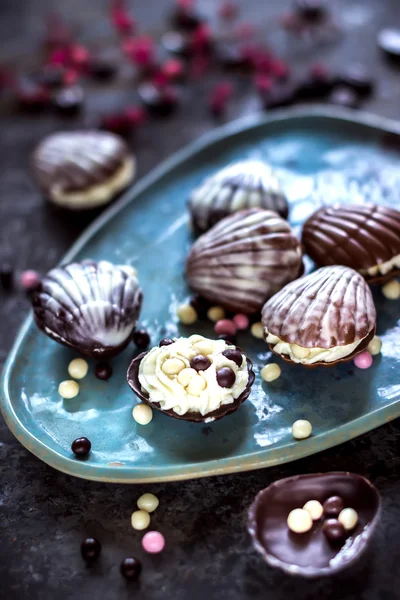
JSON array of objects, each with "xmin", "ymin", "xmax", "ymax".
[
  {"xmin": 31, "ymin": 260, "xmax": 142, "ymax": 358},
  {"xmin": 189, "ymin": 160, "xmax": 289, "ymax": 233}
]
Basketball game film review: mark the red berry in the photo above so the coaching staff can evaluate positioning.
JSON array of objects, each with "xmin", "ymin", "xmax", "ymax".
[
  {"xmin": 219, "ymin": 1, "xmax": 238, "ymax": 20},
  {"xmin": 254, "ymin": 73, "xmax": 273, "ymax": 93},
  {"xmin": 69, "ymin": 44, "xmax": 90, "ymax": 70},
  {"xmin": 124, "ymin": 106, "xmax": 147, "ymax": 126},
  {"xmin": 63, "ymin": 69, "xmax": 78, "ymax": 86},
  {"xmin": 101, "ymin": 113, "xmax": 131, "ymax": 136},
  {"xmin": 161, "ymin": 58, "xmax": 186, "ymax": 81},
  {"xmin": 111, "ymin": 1, "xmax": 136, "ymax": 35},
  {"xmin": 190, "ymin": 24, "xmax": 212, "ymax": 53},
  {"xmin": 309, "ymin": 62, "xmax": 329, "ymax": 79},
  {"xmin": 123, "ymin": 36, "xmax": 154, "ymax": 67},
  {"xmin": 270, "ymin": 58, "xmax": 290, "ymax": 79},
  {"xmin": 48, "ymin": 48, "xmax": 69, "ymax": 66}
]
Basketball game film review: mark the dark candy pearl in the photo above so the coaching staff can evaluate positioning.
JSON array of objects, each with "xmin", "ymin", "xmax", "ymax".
[
  {"xmin": 222, "ymin": 349, "xmax": 243, "ymax": 367},
  {"xmin": 322, "ymin": 519, "xmax": 346, "ymax": 543},
  {"xmin": 329, "ymin": 86, "xmax": 359, "ymax": 109},
  {"xmin": 216, "ymin": 366, "xmax": 236, "ymax": 388},
  {"xmin": 323, "ymin": 495, "xmax": 344, "ymax": 517},
  {"xmin": 0, "ymin": 264, "xmax": 13, "ymax": 290},
  {"xmin": 81, "ymin": 537, "xmax": 101, "ymax": 562},
  {"xmin": 37, "ymin": 65, "xmax": 65, "ymax": 88},
  {"xmin": 71, "ymin": 437, "xmax": 92, "ymax": 457},
  {"xmin": 170, "ymin": 7, "xmax": 203, "ymax": 31},
  {"xmin": 138, "ymin": 82, "xmax": 179, "ymax": 117},
  {"xmin": 133, "ymin": 329, "xmax": 151, "ymax": 349},
  {"xmin": 89, "ymin": 56, "xmax": 117, "ymax": 80},
  {"xmin": 95, "ymin": 363, "xmax": 113, "ymax": 380},
  {"xmin": 190, "ymin": 354, "xmax": 211, "ymax": 371},
  {"xmin": 159, "ymin": 337, "xmax": 174, "ymax": 347},
  {"xmin": 120, "ymin": 557, "xmax": 142, "ymax": 580},
  {"xmin": 53, "ymin": 85, "xmax": 84, "ymax": 115},
  {"xmin": 336, "ymin": 65, "xmax": 374, "ymax": 96},
  {"xmin": 218, "ymin": 334, "xmax": 237, "ymax": 345},
  {"xmin": 294, "ymin": 0, "xmax": 326, "ymax": 20},
  {"xmin": 190, "ymin": 294, "xmax": 209, "ymax": 318},
  {"xmin": 263, "ymin": 83, "xmax": 298, "ymax": 109}
]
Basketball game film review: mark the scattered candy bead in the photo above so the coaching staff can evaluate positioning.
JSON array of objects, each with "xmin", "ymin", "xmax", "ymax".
[
  {"xmin": 133, "ymin": 403, "xmax": 153, "ymax": 425},
  {"xmin": 214, "ymin": 319, "xmax": 237, "ymax": 337},
  {"xmin": 322, "ymin": 518, "xmax": 346, "ymax": 542},
  {"xmin": 367, "ymin": 336, "xmax": 382, "ymax": 356},
  {"xmin": 71, "ymin": 437, "xmax": 91, "ymax": 457},
  {"xmin": 216, "ymin": 366, "xmax": 235, "ymax": 388},
  {"xmin": 338, "ymin": 507, "xmax": 358, "ymax": 530},
  {"xmin": 137, "ymin": 493, "xmax": 159, "ymax": 513},
  {"xmin": 133, "ymin": 329, "xmax": 151, "ymax": 349},
  {"xmin": 159, "ymin": 337, "xmax": 174, "ymax": 347},
  {"xmin": 287, "ymin": 508, "xmax": 313, "ymax": 533},
  {"xmin": 303, "ymin": 500, "xmax": 323, "ymax": 521},
  {"xmin": 260, "ymin": 363, "xmax": 281, "ymax": 382},
  {"xmin": 81, "ymin": 537, "xmax": 101, "ymax": 562},
  {"xmin": 59, "ymin": 380, "xmax": 79, "ymax": 399},
  {"xmin": 233, "ymin": 313, "xmax": 249, "ymax": 330},
  {"xmin": 95, "ymin": 363, "xmax": 113, "ymax": 380},
  {"xmin": 20, "ymin": 269, "xmax": 40, "ymax": 291},
  {"xmin": 382, "ymin": 279, "xmax": 400, "ymax": 299},
  {"xmin": 120, "ymin": 557, "xmax": 142, "ymax": 580},
  {"xmin": 222, "ymin": 349, "xmax": 243, "ymax": 367},
  {"xmin": 142, "ymin": 531, "xmax": 165, "ymax": 554},
  {"xmin": 162, "ymin": 357, "xmax": 185, "ymax": 375},
  {"xmin": 292, "ymin": 419, "xmax": 312, "ymax": 440},
  {"xmin": 68, "ymin": 358, "xmax": 89, "ymax": 380},
  {"xmin": 323, "ymin": 495, "xmax": 344, "ymax": 518},
  {"xmin": 190, "ymin": 354, "xmax": 211, "ymax": 371},
  {"xmin": 176, "ymin": 303, "xmax": 198, "ymax": 325},
  {"xmin": 250, "ymin": 322, "xmax": 264, "ymax": 339},
  {"xmin": 207, "ymin": 306, "xmax": 225, "ymax": 322},
  {"xmin": 131, "ymin": 509, "xmax": 151, "ymax": 530},
  {"xmin": 354, "ymin": 351, "xmax": 373, "ymax": 370}
]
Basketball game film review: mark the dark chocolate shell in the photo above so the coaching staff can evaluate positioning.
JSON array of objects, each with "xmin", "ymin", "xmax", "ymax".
[
  {"xmin": 126, "ymin": 350, "xmax": 255, "ymax": 423},
  {"xmin": 248, "ymin": 472, "xmax": 381, "ymax": 577},
  {"xmin": 262, "ymin": 265, "xmax": 376, "ymax": 352},
  {"xmin": 302, "ymin": 204, "xmax": 400, "ymax": 283},
  {"xmin": 189, "ymin": 161, "xmax": 289, "ymax": 233},
  {"xmin": 186, "ymin": 208, "xmax": 303, "ymax": 314},
  {"xmin": 32, "ymin": 260, "xmax": 143, "ymax": 358}
]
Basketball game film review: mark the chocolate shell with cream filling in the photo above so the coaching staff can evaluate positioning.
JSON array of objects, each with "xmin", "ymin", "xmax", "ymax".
[
  {"xmin": 261, "ymin": 265, "xmax": 376, "ymax": 367},
  {"xmin": 186, "ymin": 208, "xmax": 303, "ymax": 314},
  {"xmin": 189, "ymin": 161, "xmax": 289, "ymax": 233},
  {"xmin": 302, "ymin": 204, "xmax": 400, "ymax": 283}
]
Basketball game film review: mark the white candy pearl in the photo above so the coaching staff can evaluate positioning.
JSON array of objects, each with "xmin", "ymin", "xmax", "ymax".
[
  {"xmin": 382, "ymin": 279, "xmax": 400, "ymax": 300},
  {"xmin": 177, "ymin": 367, "xmax": 196, "ymax": 387},
  {"xmin": 292, "ymin": 419, "xmax": 312, "ymax": 440},
  {"xmin": 58, "ymin": 380, "xmax": 79, "ymax": 399},
  {"xmin": 338, "ymin": 507, "xmax": 358, "ymax": 530},
  {"xmin": 291, "ymin": 344, "xmax": 310, "ymax": 359},
  {"xmin": 303, "ymin": 500, "xmax": 323, "ymax": 521},
  {"xmin": 137, "ymin": 493, "xmax": 159, "ymax": 513},
  {"xmin": 176, "ymin": 303, "xmax": 198, "ymax": 324},
  {"xmin": 187, "ymin": 374, "xmax": 206, "ymax": 395},
  {"xmin": 68, "ymin": 358, "xmax": 89, "ymax": 380},
  {"xmin": 287, "ymin": 508, "xmax": 313, "ymax": 533},
  {"xmin": 162, "ymin": 357, "xmax": 185, "ymax": 375},
  {"xmin": 367, "ymin": 336, "xmax": 382, "ymax": 356},
  {"xmin": 251, "ymin": 322, "xmax": 264, "ymax": 339},
  {"xmin": 260, "ymin": 363, "xmax": 281, "ymax": 382},
  {"xmin": 131, "ymin": 509, "xmax": 151, "ymax": 530},
  {"xmin": 207, "ymin": 306, "xmax": 225, "ymax": 322},
  {"xmin": 132, "ymin": 404, "xmax": 153, "ymax": 425}
]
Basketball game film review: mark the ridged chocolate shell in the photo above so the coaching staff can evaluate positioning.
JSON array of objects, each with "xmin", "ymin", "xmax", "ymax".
[
  {"xmin": 32, "ymin": 260, "xmax": 143, "ymax": 358},
  {"xmin": 262, "ymin": 265, "xmax": 376, "ymax": 349},
  {"xmin": 302, "ymin": 204, "xmax": 400, "ymax": 283},
  {"xmin": 127, "ymin": 349, "xmax": 255, "ymax": 423},
  {"xmin": 186, "ymin": 209, "xmax": 303, "ymax": 314},
  {"xmin": 189, "ymin": 161, "xmax": 289, "ymax": 233}
]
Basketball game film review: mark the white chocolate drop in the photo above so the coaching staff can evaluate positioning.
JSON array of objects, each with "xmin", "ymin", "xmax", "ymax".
[
  {"xmin": 137, "ymin": 493, "xmax": 159, "ymax": 513},
  {"xmin": 176, "ymin": 303, "xmax": 198, "ymax": 324},
  {"xmin": 131, "ymin": 509, "xmax": 151, "ymax": 530},
  {"xmin": 382, "ymin": 279, "xmax": 400, "ymax": 300},
  {"xmin": 292, "ymin": 419, "xmax": 312, "ymax": 440},
  {"xmin": 68, "ymin": 358, "xmax": 89, "ymax": 380},
  {"xmin": 260, "ymin": 363, "xmax": 281, "ymax": 382},
  {"xmin": 303, "ymin": 500, "xmax": 323, "ymax": 521},
  {"xmin": 338, "ymin": 507, "xmax": 358, "ymax": 530},
  {"xmin": 287, "ymin": 508, "xmax": 313, "ymax": 533},
  {"xmin": 162, "ymin": 357, "xmax": 185, "ymax": 375},
  {"xmin": 367, "ymin": 336, "xmax": 382, "ymax": 356},
  {"xmin": 58, "ymin": 380, "xmax": 79, "ymax": 399},
  {"xmin": 207, "ymin": 306, "xmax": 225, "ymax": 322},
  {"xmin": 132, "ymin": 403, "xmax": 153, "ymax": 425},
  {"xmin": 251, "ymin": 322, "xmax": 264, "ymax": 339}
]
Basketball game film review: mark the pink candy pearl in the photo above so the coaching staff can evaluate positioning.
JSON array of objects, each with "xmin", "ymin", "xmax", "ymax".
[
  {"xmin": 20, "ymin": 270, "xmax": 40, "ymax": 290},
  {"xmin": 354, "ymin": 351, "xmax": 373, "ymax": 369},
  {"xmin": 142, "ymin": 531, "xmax": 165, "ymax": 554},
  {"xmin": 233, "ymin": 313, "xmax": 249, "ymax": 330},
  {"xmin": 214, "ymin": 319, "xmax": 237, "ymax": 337}
]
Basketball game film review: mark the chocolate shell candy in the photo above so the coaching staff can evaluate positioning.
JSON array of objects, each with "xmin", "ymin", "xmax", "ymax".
[
  {"xmin": 261, "ymin": 266, "xmax": 376, "ymax": 366},
  {"xmin": 248, "ymin": 472, "xmax": 381, "ymax": 577},
  {"xmin": 126, "ymin": 350, "xmax": 255, "ymax": 423},
  {"xmin": 186, "ymin": 209, "xmax": 303, "ymax": 314},
  {"xmin": 189, "ymin": 161, "xmax": 289, "ymax": 233},
  {"xmin": 32, "ymin": 260, "xmax": 143, "ymax": 358},
  {"xmin": 302, "ymin": 204, "xmax": 400, "ymax": 283}
]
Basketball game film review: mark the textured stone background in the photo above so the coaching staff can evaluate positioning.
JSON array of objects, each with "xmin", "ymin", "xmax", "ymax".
[{"xmin": 0, "ymin": 1, "xmax": 399, "ymax": 599}]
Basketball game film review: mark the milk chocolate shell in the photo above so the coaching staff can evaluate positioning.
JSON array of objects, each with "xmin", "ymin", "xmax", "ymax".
[
  {"xmin": 302, "ymin": 204, "xmax": 400, "ymax": 283},
  {"xmin": 186, "ymin": 209, "xmax": 303, "ymax": 314},
  {"xmin": 261, "ymin": 266, "xmax": 376, "ymax": 367},
  {"xmin": 126, "ymin": 349, "xmax": 255, "ymax": 423},
  {"xmin": 31, "ymin": 130, "xmax": 135, "ymax": 210},
  {"xmin": 189, "ymin": 161, "xmax": 289, "ymax": 233},
  {"xmin": 248, "ymin": 472, "xmax": 381, "ymax": 577},
  {"xmin": 32, "ymin": 260, "xmax": 143, "ymax": 358}
]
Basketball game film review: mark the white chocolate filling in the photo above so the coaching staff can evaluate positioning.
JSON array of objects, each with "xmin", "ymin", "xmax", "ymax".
[
  {"xmin": 361, "ymin": 253, "xmax": 400, "ymax": 277},
  {"xmin": 266, "ymin": 332, "xmax": 369, "ymax": 364},
  {"xmin": 138, "ymin": 335, "xmax": 249, "ymax": 416},
  {"xmin": 49, "ymin": 157, "xmax": 135, "ymax": 209}
]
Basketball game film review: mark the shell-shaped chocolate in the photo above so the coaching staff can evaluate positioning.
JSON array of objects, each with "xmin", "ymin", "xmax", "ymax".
[
  {"xmin": 186, "ymin": 209, "xmax": 303, "ymax": 314},
  {"xmin": 262, "ymin": 266, "xmax": 376, "ymax": 348},
  {"xmin": 302, "ymin": 204, "xmax": 400, "ymax": 281},
  {"xmin": 189, "ymin": 161, "xmax": 289, "ymax": 233},
  {"xmin": 32, "ymin": 260, "xmax": 143, "ymax": 358}
]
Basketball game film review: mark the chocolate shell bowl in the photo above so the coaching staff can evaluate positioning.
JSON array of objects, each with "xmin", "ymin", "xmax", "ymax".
[
  {"xmin": 248, "ymin": 472, "xmax": 381, "ymax": 578},
  {"xmin": 126, "ymin": 348, "xmax": 255, "ymax": 423}
]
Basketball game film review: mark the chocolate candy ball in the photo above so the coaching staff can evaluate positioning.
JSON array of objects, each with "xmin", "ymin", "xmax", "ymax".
[
  {"xmin": 322, "ymin": 518, "xmax": 346, "ymax": 543},
  {"xmin": 53, "ymin": 85, "xmax": 84, "ymax": 115},
  {"xmin": 95, "ymin": 363, "xmax": 113, "ymax": 380},
  {"xmin": 81, "ymin": 537, "xmax": 101, "ymax": 562},
  {"xmin": 216, "ymin": 366, "xmax": 236, "ymax": 388},
  {"xmin": 71, "ymin": 437, "xmax": 91, "ymax": 457},
  {"xmin": 133, "ymin": 329, "xmax": 151, "ymax": 349},
  {"xmin": 190, "ymin": 354, "xmax": 211, "ymax": 371},
  {"xmin": 222, "ymin": 349, "xmax": 243, "ymax": 367},
  {"xmin": 159, "ymin": 337, "xmax": 174, "ymax": 347},
  {"xmin": 120, "ymin": 557, "xmax": 142, "ymax": 580},
  {"xmin": 323, "ymin": 495, "xmax": 345, "ymax": 517}
]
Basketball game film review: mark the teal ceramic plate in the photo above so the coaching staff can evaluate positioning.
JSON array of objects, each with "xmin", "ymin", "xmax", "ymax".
[{"xmin": 1, "ymin": 106, "xmax": 400, "ymax": 483}]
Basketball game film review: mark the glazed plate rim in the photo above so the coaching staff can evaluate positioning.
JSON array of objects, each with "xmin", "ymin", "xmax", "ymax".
[{"xmin": 2, "ymin": 105, "xmax": 400, "ymax": 483}]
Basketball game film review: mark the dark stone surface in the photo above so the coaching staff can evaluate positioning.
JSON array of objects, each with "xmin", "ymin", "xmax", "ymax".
[{"xmin": 0, "ymin": 1, "xmax": 399, "ymax": 599}]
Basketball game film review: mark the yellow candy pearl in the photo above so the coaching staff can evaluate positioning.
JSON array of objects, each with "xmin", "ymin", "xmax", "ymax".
[
  {"xmin": 338, "ymin": 507, "xmax": 358, "ymax": 530},
  {"xmin": 137, "ymin": 493, "xmax": 159, "ymax": 513},
  {"xmin": 292, "ymin": 419, "xmax": 312, "ymax": 440},
  {"xmin": 58, "ymin": 380, "xmax": 79, "ymax": 399},
  {"xmin": 287, "ymin": 508, "xmax": 312, "ymax": 533},
  {"xmin": 176, "ymin": 304, "xmax": 198, "ymax": 324},
  {"xmin": 260, "ymin": 363, "xmax": 281, "ymax": 382},
  {"xmin": 207, "ymin": 306, "xmax": 225, "ymax": 322},
  {"xmin": 382, "ymin": 279, "xmax": 400, "ymax": 300},
  {"xmin": 162, "ymin": 357, "xmax": 185, "ymax": 375},
  {"xmin": 68, "ymin": 358, "xmax": 89, "ymax": 380},
  {"xmin": 251, "ymin": 322, "xmax": 264, "ymax": 339},
  {"xmin": 303, "ymin": 500, "xmax": 323, "ymax": 521},
  {"xmin": 367, "ymin": 336, "xmax": 382, "ymax": 356},
  {"xmin": 131, "ymin": 510, "xmax": 150, "ymax": 530},
  {"xmin": 132, "ymin": 404, "xmax": 153, "ymax": 425}
]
